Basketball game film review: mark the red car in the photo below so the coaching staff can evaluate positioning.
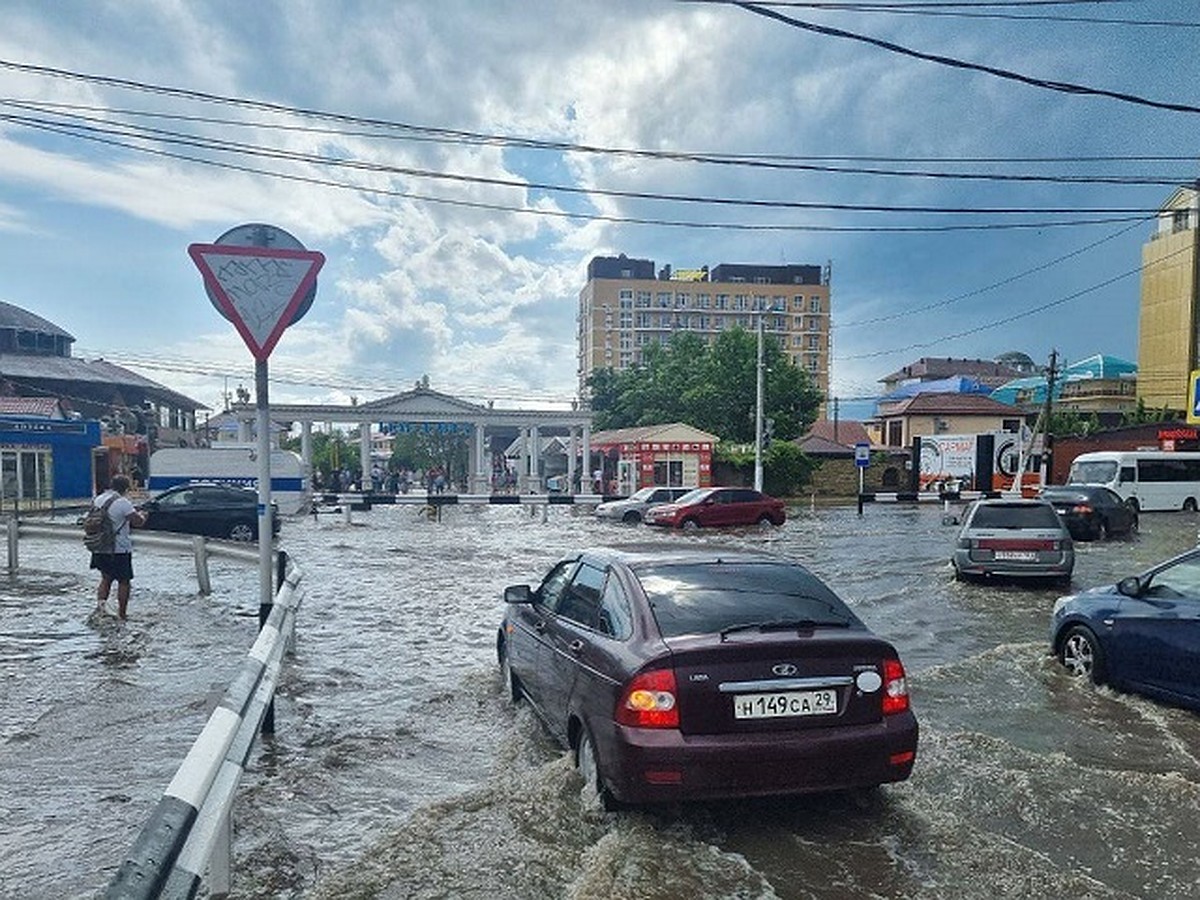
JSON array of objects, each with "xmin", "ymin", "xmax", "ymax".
[
  {"xmin": 497, "ymin": 546, "xmax": 918, "ymax": 807},
  {"xmin": 643, "ymin": 486, "xmax": 786, "ymax": 529}
]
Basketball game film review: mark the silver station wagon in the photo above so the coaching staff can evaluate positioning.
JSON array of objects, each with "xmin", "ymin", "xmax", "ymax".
[{"xmin": 951, "ymin": 498, "xmax": 1075, "ymax": 586}]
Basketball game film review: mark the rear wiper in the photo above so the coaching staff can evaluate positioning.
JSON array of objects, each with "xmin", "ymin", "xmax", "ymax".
[{"xmin": 720, "ymin": 617, "xmax": 851, "ymax": 638}]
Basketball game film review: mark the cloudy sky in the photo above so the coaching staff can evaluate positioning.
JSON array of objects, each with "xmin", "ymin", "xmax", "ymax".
[{"xmin": 0, "ymin": 1, "xmax": 1196, "ymax": 417}]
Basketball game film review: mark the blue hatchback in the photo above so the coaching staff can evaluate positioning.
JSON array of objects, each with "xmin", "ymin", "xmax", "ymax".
[{"xmin": 1050, "ymin": 547, "xmax": 1200, "ymax": 711}]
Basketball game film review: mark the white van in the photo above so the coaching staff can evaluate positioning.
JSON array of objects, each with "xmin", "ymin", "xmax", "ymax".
[
  {"xmin": 1066, "ymin": 450, "xmax": 1200, "ymax": 512},
  {"xmin": 147, "ymin": 446, "xmax": 311, "ymax": 514}
]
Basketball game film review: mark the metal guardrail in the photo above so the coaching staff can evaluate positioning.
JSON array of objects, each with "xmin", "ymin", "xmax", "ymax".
[
  {"xmin": 3, "ymin": 515, "xmax": 304, "ymax": 898},
  {"xmin": 105, "ymin": 560, "xmax": 302, "ymax": 899}
]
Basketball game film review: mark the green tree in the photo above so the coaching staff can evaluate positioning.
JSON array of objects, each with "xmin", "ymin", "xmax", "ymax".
[{"xmin": 587, "ymin": 327, "xmax": 823, "ymax": 441}]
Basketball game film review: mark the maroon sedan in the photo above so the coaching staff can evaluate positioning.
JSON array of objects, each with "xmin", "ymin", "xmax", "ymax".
[
  {"xmin": 643, "ymin": 487, "xmax": 787, "ymax": 529},
  {"xmin": 497, "ymin": 546, "xmax": 918, "ymax": 807}
]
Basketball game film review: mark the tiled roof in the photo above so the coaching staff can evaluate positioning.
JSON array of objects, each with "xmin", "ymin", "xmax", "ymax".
[
  {"xmin": 0, "ymin": 397, "xmax": 63, "ymax": 417},
  {"xmin": 803, "ymin": 419, "xmax": 871, "ymax": 447},
  {"xmin": 590, "ymin": 422, "xmax": 720, "ymax": 444},
  {"xmin": 880, "ymin": 357, "xmax": 1022, "ymax": 385}
]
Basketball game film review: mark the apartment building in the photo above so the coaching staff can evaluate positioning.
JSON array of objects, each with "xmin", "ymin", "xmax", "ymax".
[
  {"xmin": 578, "ymin": 254, "xmax": 831, "ymax": 399},
  {"xmin": 1136, "ymin": 185, "xmax": 1200, "ymax": 411}
]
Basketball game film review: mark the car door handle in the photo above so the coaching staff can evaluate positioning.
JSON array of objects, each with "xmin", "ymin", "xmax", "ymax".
[
  {"xmin": 1102, "ymin": 619, "xmax": 1114, "ymax": 628},
  {"xmin": 568, "ymin": 639, "xmax": 584, "ymax": 654},
  {"xmin": 534, "ymin": 620, "xmax": 547, "ymax": 633}
]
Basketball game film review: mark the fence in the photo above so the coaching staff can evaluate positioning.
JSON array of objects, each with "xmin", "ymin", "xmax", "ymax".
[{"xmin": 3, "ymin": 515, "xmax": 303, "ymax": 899}]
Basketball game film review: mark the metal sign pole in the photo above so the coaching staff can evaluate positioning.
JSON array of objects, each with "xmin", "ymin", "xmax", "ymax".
[{"xmin": 256, "ymin": 359, "xmax": 273, "ymax": 615}]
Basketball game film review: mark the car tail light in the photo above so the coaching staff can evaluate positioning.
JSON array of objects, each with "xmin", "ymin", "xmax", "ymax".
[
  {"xmin": 882, "ymin": 658, "xmax": 909, "ymax": 715},
  {"xmin": 616, "ymin": 668, "xmax": 679, "ymax": 729},
  {"xmin": 1071, "ymin": 504, "xmax": 1094, "ymax": 515}
]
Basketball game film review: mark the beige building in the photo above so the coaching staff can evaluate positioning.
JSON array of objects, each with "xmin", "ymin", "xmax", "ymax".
[
  {"xmin": 1137, "ymin": 186, "xmax": 1200, "ymax": 411},
  {"xmin": 873, "ymin": 393, "xmax": 1025, "ymax": 448},
  {"xmin": 578, "ymin": 255, "xmax": 831, "ymax": 399}
]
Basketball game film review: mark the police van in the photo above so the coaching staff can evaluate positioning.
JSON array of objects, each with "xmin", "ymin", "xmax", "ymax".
[{"xmin": 146, "ymin": 446, "xmax": 311, "ymax": 515}]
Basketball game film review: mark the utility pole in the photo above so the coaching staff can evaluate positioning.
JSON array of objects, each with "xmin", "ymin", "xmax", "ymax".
[
  {"xmin": 754, "ymin": 315, "xmax": 765, "ymax": 492},
  {"xmin": 1015, "ymin": 348, "xmax": 1058, "ymax": 494}
]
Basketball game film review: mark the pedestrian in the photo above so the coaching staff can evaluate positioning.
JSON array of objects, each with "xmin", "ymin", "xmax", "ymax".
[{"xmin": 89, "ymin": 474, "xmax": 146, "ymax": 619}]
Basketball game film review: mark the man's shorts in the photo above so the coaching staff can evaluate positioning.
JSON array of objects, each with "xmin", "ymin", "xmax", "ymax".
[{"xmin": 90, "ymin": 552, "xmax": 134, "ymax": 582}]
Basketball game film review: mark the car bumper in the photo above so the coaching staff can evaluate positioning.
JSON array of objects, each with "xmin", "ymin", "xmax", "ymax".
[
  {"xmin": 952, "ymin": 550, "xmax": 1074, "ymax": 579},
  {"xmin": 599, "ymin": 713, "xmax": 919, "ymax": 803}
]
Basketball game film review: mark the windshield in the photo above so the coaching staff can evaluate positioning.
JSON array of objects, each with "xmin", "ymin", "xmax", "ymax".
[
  {"xmin": 1068, "ymin": 461, "xmax": 1118, "ymax": 485},
  {"xmin": 672, "ymin": 488, "xmax": 712, "ymax": 505},
  {"xmin": 629, "ymin": 487, "xmax": 657, "ymax": 501},
  {"xmin": 635, "ymin": 561, "xmax": 860, "ymax": 638}
]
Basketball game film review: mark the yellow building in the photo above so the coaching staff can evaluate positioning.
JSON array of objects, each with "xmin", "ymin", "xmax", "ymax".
[
  {"xmin": 1136, "ymin": 186, "xmax": 1200, "ymax": 411},
  {"xmin": 578, "ymin": 255, "xmax": 831, "ymax": 399}
]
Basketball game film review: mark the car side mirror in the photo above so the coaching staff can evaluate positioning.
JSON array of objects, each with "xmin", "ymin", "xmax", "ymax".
[
  {"xmin": 504, "ymin": 584, "xmax": 533, "ymax": 604},
  {"xmin": 1117, "ymin": 575, "xmax": 1143, "ymax": 597}
]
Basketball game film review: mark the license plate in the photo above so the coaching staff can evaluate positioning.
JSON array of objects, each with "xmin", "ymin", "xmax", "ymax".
[
  {"xmin": 733, "ymin": 689, "xmax": 838, "ymax": 719},
  {"xmin": 994, "ymin": 550, "xmax": 1037, "ymax": 561}
]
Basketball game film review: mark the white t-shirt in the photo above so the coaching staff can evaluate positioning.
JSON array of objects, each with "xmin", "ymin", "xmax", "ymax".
[{"xmin": 94, "ymin": 490, "xmax": 136, "ymax": 554}]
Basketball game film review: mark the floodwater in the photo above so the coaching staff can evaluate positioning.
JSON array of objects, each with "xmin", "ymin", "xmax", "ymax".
[{"xmin": 3, "ymin": 502, "xmax": 1200, "ymax": 899}]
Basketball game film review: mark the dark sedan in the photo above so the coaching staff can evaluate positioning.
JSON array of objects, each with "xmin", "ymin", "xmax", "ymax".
[
  {"xmin": 497, "ymin": 546, "xmax": 918, "ymax": 807},
  {"xmin": 140, "ymin": 483, "xmax": 280, "ymax": 541},
  {"xmin": 643, "ymin": 487, "xmax": 786, "ymax": 529},
  {"xmin": 1040, "ymin": 485, "xmax": 1138, "ymax": 541},
  {"xmin": 1050, "ymin": 546, "xmax": 1200, "ymax": 711}
]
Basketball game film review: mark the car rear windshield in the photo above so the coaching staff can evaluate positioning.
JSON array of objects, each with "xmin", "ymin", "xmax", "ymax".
[
  {"xmin": 969, "ymin": 503, "xmax": 1061, "ymax": 529},
  {"xmin": 634, "ymin": 562, "xmax": 860, "ymax": 638}
]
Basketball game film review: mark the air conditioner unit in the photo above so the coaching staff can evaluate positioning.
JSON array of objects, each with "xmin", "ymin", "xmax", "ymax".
[{"xmin": 934, "ymin": 418, "xmax": 950, "ymax": 433}]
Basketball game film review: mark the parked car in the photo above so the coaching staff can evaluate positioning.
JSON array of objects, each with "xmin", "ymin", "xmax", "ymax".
[
  {"xmin": 497, "ymin": 546, "xmax": 918, "ymax": 807},
  {"xmin": 643, "ymin": 487, "xmax": 786, "ymax": 529},
  {"xmin": 1039, "ymin": 485, "xmax": 1138, "ymax": 541},
  {"xmin": 1050, "ymin": 546, "xmax": 1200, "ymax": 711},
  {"xmin": 140, "ymin": 482, "xmax": 280, "ymax": 541},
  {"xmin": 951, "ymin": 497, "xmax": 1074, "ymax": 584},
  {"xmin": 593, "ymin": 486, "xmax": 694, "ymax": 524}
]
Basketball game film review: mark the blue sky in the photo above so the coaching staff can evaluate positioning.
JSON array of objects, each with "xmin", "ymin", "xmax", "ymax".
[{"xmin": 0, "ymin": 1, "xmax": 1197, "ymax": 417}]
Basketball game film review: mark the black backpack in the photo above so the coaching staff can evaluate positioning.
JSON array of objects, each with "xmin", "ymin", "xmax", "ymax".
[{"xmin": 83, "ymin": 494, "xmax": 119, "ymax": 553}]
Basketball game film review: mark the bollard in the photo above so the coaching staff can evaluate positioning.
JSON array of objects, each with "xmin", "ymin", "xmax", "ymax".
[
  {"xmin": 193, "ymin": 536, "xmax": 212, "ymax": 596},
  {"xmin": 7, "ymin": 514, "xmax": 17, "ymax": 572}
]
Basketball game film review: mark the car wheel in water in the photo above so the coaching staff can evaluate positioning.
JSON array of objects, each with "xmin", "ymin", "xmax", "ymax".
[
  {"xmin": 498, "ymin": 639, "xmax": 521, "ymax": 704},
  {"xmin": 1060, "ymin": 625, "xmax": 1106, "ymax": 684},
  {"xmin": 757, "ymin": 514, "xmax": 775, "ymax": 526},
  {"xmin": 228, "ymin": 522, "xmax": 255, "ymax": 542},
  {"xmin": 576, "ymin": 727, "xmax": 617, "ymax": 813},
  {"xmin": 1126, "ymin": 498, "xmax": 1139, "ymax": 514},
  {"xmin": 1185, "ymin": 498, "xmax": 1198, "ymax": 513},
  {"xmin": 680, "ymin": 518, "xmax": 700, "ymax": 531},
  {"xmin": 622, "ymin": 511, "xmax": 641, "ymax": 525}
]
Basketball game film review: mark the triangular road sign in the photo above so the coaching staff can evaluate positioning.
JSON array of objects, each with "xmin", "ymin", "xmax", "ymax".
[{"xmin": 188, "ymin": 243, "xmax": 325, "ymax": 361}]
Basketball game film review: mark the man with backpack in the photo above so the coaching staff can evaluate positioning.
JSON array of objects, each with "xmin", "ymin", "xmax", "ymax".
[{"xmin": 89, "ymin": 474, "xmax": 146, "ymax": 619}]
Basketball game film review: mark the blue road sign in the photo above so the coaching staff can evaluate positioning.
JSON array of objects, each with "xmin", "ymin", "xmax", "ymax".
[{"xmin": 855, "ymin": 442, "xmax": 870, "ymax": 468}]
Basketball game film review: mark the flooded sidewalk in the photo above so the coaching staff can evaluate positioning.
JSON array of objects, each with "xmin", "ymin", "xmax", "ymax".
[{"xmin": 0, "ymin": 540, "xmax": 262, "ymax": 898}]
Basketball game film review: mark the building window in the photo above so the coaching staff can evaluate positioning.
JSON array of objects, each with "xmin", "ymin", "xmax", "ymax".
[
  {"xmin": 697, "ymin": 294, "xmax": 711, "ymax": 309},
  {"xmin": 808, "ymin": 335, "xmax": 820, "ymax": 349},
  {"xmin": 734, "ymin": 295, "xmax": 748, "ymax": 310},
  {"xmin": 715, "ymin": 294, "xmax": 730, "ymax": 310},
  {"xmin": 657, "ymin": 292, "xmax": 671, "ymax": 308},
  {"xmin": 809, "ymin": 317, "xmax": 820, "ymax": 330},
  {"xmin": 810, "ymin": 297, "xmax": 822, "ymax": 313},
  {"xmin": 636, "ymin": 313, "xmax": 651, "ymax": 328},
  {"xmin": 793, "ymin": 295, "xmax": 805, "ymax": 311},
  {"xmin": 675, "ymin": 293, "xmax": 690, "ymax": 308},
  {"xmin": 754, "ymin": 276, "xmax": 769, "ymax": 284},
  {"xmin": 619, "ymin": 312, "xmax": 632, "ymax": 328},
  {"xmin": 636, "ymin": 291, "xmax": 651, "ymax": 308}
]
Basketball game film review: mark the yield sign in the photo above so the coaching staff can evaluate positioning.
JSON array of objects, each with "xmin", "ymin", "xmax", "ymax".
[{"xmin": 188, "ymin": 243, "xmax": 325, "ymax": 361}]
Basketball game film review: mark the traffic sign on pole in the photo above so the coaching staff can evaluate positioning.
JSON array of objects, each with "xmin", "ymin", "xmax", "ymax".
[
  {"xmin": 855, "ymin": 442, "xmax": 871, "ymax": 468},
  {"xmin": 188, "ymin": 242, "xmax": 325, "ymax": 361}
]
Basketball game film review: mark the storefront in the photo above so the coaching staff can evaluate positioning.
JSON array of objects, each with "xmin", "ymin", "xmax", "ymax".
[
  {"xmin": 0, "ymin": 416, "xmax": 101, "ymax": 506},
  {"xmin": 589, "ymin": 423, "xmax": 717, "ymax": 494}
]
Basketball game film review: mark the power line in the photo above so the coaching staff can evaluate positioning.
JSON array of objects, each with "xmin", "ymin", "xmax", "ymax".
[
  {"xmin": 2, "ymin": 113, "xmax": 1151, "ymax": 233},
  {"xmin": 715, "ymin": 1, "xmax": 1200, "ymax": 27},
  {"xmin": 727, "ymin": 1, "xmax": 1200, "ymax": 114},
  {"xmin": 0, "ymin": 107, "xmax": 1172, "ymax": 216},
  {"xmin": 3, "ymin": 97, "xmax": 1194, "ymax": 187}
]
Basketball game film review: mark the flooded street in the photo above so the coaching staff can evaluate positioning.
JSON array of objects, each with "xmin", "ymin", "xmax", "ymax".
[{"xmin": 4, "ymin": 502, "xmax": 1200, "ymax": 898}]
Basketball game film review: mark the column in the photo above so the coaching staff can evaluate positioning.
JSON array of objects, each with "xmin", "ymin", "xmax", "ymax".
[
  {"xmin": 530, "ymin": 424, "xmax": 541, "ymax": 491},
  {"xmin": 300, "ymin": 421, "xmax": 312, "ymax": 468},
  {"xmin": 471, "ymin": 421, "xmax": 489, "ymax": 494},
  {"xmin": 582, "ymin": 422, "xmax": 592, "ymax": 494},
  {"xmin": 359, "ymin": 424, "xmax": 371, "ymax": 491},
  {"xmin": 520, "ymin": 426, "xmax": 532, "ymax": 492},
  {"xmin": 567, "ymin": 427, "xmax": 578, "ymax": 495}
]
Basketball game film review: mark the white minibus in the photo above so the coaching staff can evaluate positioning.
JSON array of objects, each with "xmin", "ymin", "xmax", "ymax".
[{"xmin": 1065, "ymin": 450, "xmax": 1200, "ymax": 512}]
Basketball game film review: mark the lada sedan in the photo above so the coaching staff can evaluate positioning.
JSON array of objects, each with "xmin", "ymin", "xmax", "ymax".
[
  {"xmin": 643, "ymin": 487, "xmax": 786, "ymax": 529},
  {"xmin": 496, "ymin": 545, "xmax": 918, "ymax": 807},
  {"xmin": 1050, "ymin": 546, "xmax": 1200, "ymax": 711},
  {"xmin": 951, "ymin": 497, "xmax": 1074, "ymax": 585}
]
